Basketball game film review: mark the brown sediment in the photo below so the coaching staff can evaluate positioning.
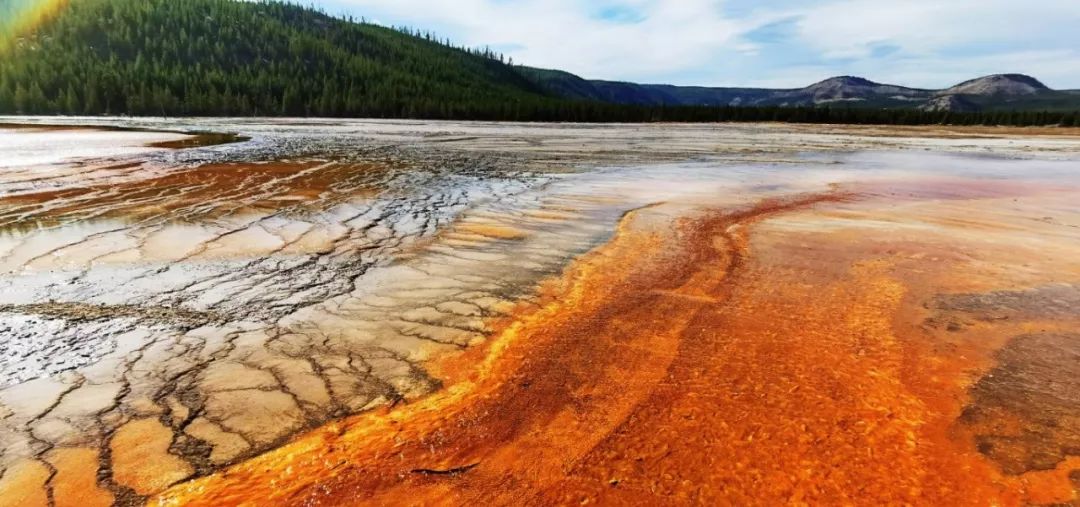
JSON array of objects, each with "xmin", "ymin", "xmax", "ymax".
[
  {"xmin": 110, "ymin": 418, "xmax": 194, "ymax": 497},
  {"xmin": 45, "ymin": 448, "xmax": 114, "ymax": 507},
  {"xmin": 146, "ymin": 132, "xmax": 248, "ymax": 150},
  {"xmin": 0, "ymin": 459, "xmax": 50, "ymax": 507},
  {"xmin": 453, "ymin": 223, "xmax": 530, "ymax": 241},
  {"xmin": 0, "ymin": 159, "xmax": 390, "ymax": 227},
  {"xmin": 152, "ymin": 183, "xmax": 1080, "ymax": 506},
  {"xmin": 960, "ymin": 333, "xmax": 1080, "ymax": 475},
  {"xmin": 0, "ymin": 302, "xmax": 225, "ymax": 327}
]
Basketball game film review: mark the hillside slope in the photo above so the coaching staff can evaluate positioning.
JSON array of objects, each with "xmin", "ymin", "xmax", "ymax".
[
  {"xmin": 0, "ymin": 0, "xmax": 559, "ymax": 117},
  {"xmin": 0, "ymin": 0, "xmax": 1075, "ymax": 122},
  {"xmin": 941, "ymin": 74, "xmax": 1049, "ymax": 96}
]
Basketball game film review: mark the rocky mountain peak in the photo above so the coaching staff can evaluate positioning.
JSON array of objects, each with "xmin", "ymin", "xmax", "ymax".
[
  {"xmin": 804, "ymin": 76, "xmax": 880, "ymax": 90},
  {"xmin": 941, "ymin": 74, "xmax": 1049, "ymax": 97}
]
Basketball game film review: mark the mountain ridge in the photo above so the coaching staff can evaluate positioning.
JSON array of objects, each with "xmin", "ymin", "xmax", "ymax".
[
  {"xmin": 521, "ymin": 69, "xmax": 1080, "ymax": 112},
  {"xmin": 939, "ymin": 74, "xmax": 1049, "ymax": 97},
  {"xmin": 0, "ymin": 0, "xmax": 1077, "ymax": 122}
]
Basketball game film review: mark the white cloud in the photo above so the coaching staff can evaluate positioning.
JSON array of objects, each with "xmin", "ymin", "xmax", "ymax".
[
  {"xmin": 743, "ymin": 49, "xmax": 1080, "ymax": 90},
  {"xmin": 319, "ymin": 0, "xmax": 1080, "ymax": 88},
  {"xmin": 325, "ymin": 0, "xmax": 747, "ymax": 80},
  {"xmin": 791, "ymin": 0, "xmax": 1079, "ymax": 60}
]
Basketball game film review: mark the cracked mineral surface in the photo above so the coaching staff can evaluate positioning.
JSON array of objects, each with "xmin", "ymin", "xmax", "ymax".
[{"xmin": 0, "ymin": 118, "xmax": 1079, "ymax": 506}]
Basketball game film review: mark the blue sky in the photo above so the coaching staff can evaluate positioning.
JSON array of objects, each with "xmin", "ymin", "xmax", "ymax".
[{"xmin": 312, "ymin": 0, "xmax": 1080, "ymax": 89}]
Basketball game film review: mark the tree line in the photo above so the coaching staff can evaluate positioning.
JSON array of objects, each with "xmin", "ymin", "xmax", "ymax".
[
  {"xmin": 0, "ymin": 0, "xmax": 1076, "ymax": 127},
  {"xmin": 0, "ymin": 0, "xmax": 552, "ymax": 117}
]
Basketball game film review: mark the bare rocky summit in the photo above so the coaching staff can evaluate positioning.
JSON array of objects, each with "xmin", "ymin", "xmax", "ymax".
[
  {"xmin": 919, "ymin": 94, "xmax": 981, "ymax": 113},
  {"xmin": 526, "ymin": 70, "xmax": 1076, "ymax": 113},
  {"xmin": 940, "ymin": 74, "xmax": 1050, "ymax": 97},
  {"xmin": 775, "ymin": 76, "xmax": 930, "ymax": 104}
]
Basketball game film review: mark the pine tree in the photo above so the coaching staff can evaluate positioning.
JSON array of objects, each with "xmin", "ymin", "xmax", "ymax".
[
  {"xmin": 0, "ymin": 0, "xmax": 1073, "ymax": 125},
  {"xmin": 63, "ymin": 84, "xmax": 79, "ymax": 114},
  {"xmin": 0, "ymin": 81, "xmax": 12, "ymax": 112}
]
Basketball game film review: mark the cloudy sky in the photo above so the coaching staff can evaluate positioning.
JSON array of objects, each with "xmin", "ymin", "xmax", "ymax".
[{"xmin": 315, "ymin": 0, "xmax": 1080, "ymax": 89}]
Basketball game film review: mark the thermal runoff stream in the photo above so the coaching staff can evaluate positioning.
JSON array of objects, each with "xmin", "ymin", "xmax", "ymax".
[{"xmin": 0, "ymin": 119, "xmax": 1079, "ymax": 506}]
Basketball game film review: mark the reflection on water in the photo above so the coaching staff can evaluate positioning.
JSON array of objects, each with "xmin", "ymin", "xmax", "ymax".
[{"xmin": 0, "ymin": 127, "xmax": 189, "ymax": 171}]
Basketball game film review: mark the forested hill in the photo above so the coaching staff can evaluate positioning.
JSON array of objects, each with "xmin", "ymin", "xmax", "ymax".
[
  {"xmin": 0, "ymin": 0, "xmax": 1077, "ymax": 125},
  {"xmin": 0, "ymin": 0, "xmax": 565, "ymax": 117}
]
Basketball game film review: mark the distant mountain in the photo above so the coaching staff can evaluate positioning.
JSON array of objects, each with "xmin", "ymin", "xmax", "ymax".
[
  {"xmin": 756, "ymin": 76, "xmax": 930, "ymax": 107},
  {"xmin": 522, "ymin": 68, "xmax": 1080, "ymax": 112},
  {"xmin": 0, "ymin": 0, "xmax": 1076, "ymax": 122},
  {"xmin": 940, "ymin": 74, "xmax": 1049, "ymax": 96},
  {"xmin": 513, "ymin": 67, "xmax": 764, "ymax": 106},
  {"xmin": 922, "ymin": 75, "xmax": 1078, "ymax": 113}
]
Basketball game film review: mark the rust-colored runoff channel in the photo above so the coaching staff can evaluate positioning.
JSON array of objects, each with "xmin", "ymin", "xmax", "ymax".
[{"xmin": 155, "ymin": 189, "xmax": 1078, "ymax": 506}]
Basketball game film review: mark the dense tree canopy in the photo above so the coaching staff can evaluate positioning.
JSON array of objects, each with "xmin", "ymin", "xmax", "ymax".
[
  {"xmin": 0, "ymin": 0, "xmax": 1076, "ymax": 126},
  {"xmin": 0, "ymin": 0, "xmax": 566, "ymax": 117}
]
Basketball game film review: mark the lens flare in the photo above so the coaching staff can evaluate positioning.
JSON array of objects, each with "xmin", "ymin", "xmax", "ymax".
[{"xmin": 0, "ymin": 0, "xmax": 69, "ymax": 49}]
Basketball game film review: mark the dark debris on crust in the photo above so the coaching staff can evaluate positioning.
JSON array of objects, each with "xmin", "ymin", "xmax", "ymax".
[{"xmin": 961, "ymin": 333, "xmax": 1080, "ymax": 475}]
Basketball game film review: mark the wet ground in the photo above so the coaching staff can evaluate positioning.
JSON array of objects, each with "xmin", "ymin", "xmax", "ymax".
[{"xmin": 0, "ymin": 118, "xmax": 1078, "ymax": 506}]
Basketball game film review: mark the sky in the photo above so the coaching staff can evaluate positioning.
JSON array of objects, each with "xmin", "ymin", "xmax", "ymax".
[{"xmin": 312, "ymin": 0, "xmax": 1080, "ymax": 89}]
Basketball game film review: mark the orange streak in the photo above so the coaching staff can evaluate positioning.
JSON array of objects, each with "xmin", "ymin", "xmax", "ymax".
[{"xmin": 154, "ymin": 190, "xmax": 1074, "ymax": 505}]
